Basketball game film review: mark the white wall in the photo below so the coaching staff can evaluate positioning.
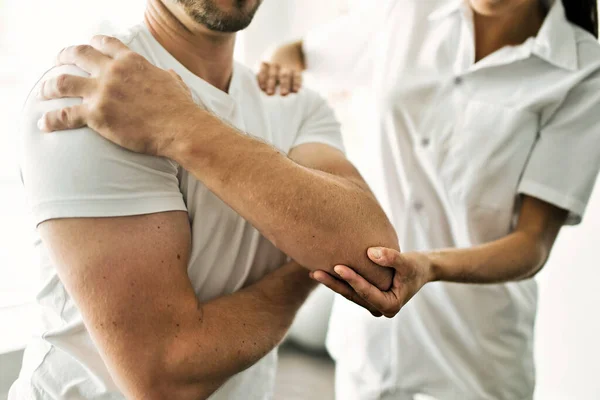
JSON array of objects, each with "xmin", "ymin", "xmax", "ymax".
[
  {"xmin": 0, "ymin": 350, "xmax": 23, "ymax": 400},
  {"xmin": 534, "ymin": 178, "xmax": 600, "ymax": 399}
]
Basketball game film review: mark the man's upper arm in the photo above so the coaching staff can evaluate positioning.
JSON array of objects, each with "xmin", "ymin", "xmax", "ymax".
[
  {"xmin": 21, "ymin": 66, "xmax": 192, "ymax": 396},
  {"xmin": 39, "ymin": 212, "xmax": 196, "ymax": 398},
  {"xmin": 21, "ymin": 65, "xmax": 186, "ymax": 224}
]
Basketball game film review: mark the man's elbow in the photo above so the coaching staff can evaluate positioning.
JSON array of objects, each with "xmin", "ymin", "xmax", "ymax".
[
  {"xmin": 139, "ymin": 364, "xmax": 217, "ymax": 400},
  {"xmin": 331, "ymin": 217, "xmax": 399, "ymax": 291}
]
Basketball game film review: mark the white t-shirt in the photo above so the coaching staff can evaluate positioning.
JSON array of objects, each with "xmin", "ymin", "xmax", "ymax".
[
  {"xmin": 304, "ymin": 1, "xmax": 600, "ymax": 399},
  {"xmin": 11, "ymin": 23, "xmax": 344, "ymax": 400}
]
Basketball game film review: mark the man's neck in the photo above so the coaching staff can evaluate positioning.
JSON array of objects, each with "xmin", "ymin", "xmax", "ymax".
[
  {"xmin": 473, "ymin": 1, "xmax": 546, "ymax": 63},
  {"xmin": 144, "ymin": 0, "xmax": 236, "ymax": 92}
]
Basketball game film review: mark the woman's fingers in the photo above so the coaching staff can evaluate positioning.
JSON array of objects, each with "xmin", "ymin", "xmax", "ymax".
[
  {"xmin": 257, "ymin": 62, "xmax": 270, "ymax": 91},
  {"xmin": 279, "ymin": 68, "xmax": 292, "ymax": 96},
  {"xmin": 333, "ymin": 265, "xmax": 397, "ymax": 316},
  {"xmin": 292, "ymin": 70, "xmax": 302, "ymax": 93},
  {"xmin": 367, "ymin": 247, "xmax": 402, "ymax": 267},
  {"xmin": 265, "ymin": 63, "xmax": 280, "ymax": 95},
  {"xmin": 256, "ymin": 62, "xmax": 302, "ymax": 95},
  {"xmin": 311, "ymin": 271, "xmax": 382, "ymax": 317}
]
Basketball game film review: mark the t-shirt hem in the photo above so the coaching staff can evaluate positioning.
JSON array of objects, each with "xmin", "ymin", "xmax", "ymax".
[
  {"xmin": 291, "ymin": 136, "xmax": 346, "ymax": 154},
  {"xmin": 518, "ymin": 179, "xmax": 585, "ymax": 225},
  {"xmin": 32, "ymin": 195, "xmax": 187, "ymax": 226}
]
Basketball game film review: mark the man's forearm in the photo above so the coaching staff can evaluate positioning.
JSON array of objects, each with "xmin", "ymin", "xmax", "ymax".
[
  {"xmin": 157, "ymin": 262, "xmax": 316, "ymax": 400},
  {"xmin": 168, "ymin": 114, "xmax": 397, "ymax": 291}
]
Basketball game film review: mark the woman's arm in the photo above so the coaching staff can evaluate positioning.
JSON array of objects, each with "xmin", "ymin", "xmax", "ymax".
[
  {"xmin": 314, "ymin": 195, "xmax": 567, "ymax": 318},
  {"xmin": 429, "ymin": 195, "xmax": 567, "ymax": 283}
]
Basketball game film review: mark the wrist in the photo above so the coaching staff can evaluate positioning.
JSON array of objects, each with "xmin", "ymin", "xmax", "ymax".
[
  {"xmin": 160, "ymin": 106, "xmax": 228, "ymax": 167},
  {"xmin": 424, "ymin": 251, "xmax": 443, "ymax": 283},
  {"xmin": 258, "ymin": 262, "xmax": 316, "ymax": 307}
]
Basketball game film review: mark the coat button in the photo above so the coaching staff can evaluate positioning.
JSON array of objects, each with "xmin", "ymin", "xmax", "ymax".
[
  {"xmin": 454, "ymin": 76, "xmax": 463, "ymax": 85},
  {"xmin": 414, "ymin": 201, "xmax": 424, "ymax": 211},
  {"xmin": 420, "ymin": 137, "xmax": 430, "ymax": 147}
]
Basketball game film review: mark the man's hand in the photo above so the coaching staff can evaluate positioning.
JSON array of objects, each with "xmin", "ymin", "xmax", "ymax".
[
  {"xmin": 313, "ymin": 247, "xmax": 435, "ymax": 318},
  {"xmin": 37, "ymin": 35, "xmax": 202, "ymax": 157}
]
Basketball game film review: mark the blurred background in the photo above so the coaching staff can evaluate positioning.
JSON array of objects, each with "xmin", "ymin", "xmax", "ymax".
[{"xmin": 0, "ymin": 0, "xmax": 598, "ymax": 399}]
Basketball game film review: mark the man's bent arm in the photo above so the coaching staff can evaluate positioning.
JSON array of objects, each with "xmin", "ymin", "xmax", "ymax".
[
  {"xmin": 40, "ymin": 212, "xmax": 316, "ymax": 400},
  {"xmin": 171, "ymin": 124, "xmax": 398, "ymax": 291},
  {"xmin": 39, "ymin": 41, "xmax": 398, "ymax": 291}
]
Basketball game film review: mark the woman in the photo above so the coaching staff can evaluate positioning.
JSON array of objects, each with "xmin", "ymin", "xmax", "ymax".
[{"xmin": 260, "ymin": 0, "xmax": 600, "ymax": 399}]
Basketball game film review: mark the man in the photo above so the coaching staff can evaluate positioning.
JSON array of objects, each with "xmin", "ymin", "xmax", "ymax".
[{"xmin": 11, "ymin": 0, "xmax": 399, "ymax": 398}]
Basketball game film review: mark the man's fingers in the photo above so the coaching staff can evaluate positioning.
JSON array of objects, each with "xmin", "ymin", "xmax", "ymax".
[
  {"xmin": 56, "ymin": 45, "xmax": 111, "ymax": 76},
  {"xmin": 38, "ymin": 104, "xmax": 89, "ymax": 132},
  {"xmin": 90, "ymin": 35, "xmax": 131, "ymax": 59},
  {"xmin": 279, "ymin": 68, "xmax": 292, "ymax": 96},
  {"xmin": 38, "ymin": 75, "xmax": 94, "ymax": 100},
  {"xmin": 312, "ymin": 270, "xmax": 382, "ymax": 317},
  {"xmin": 292, "ymin": 71, "xmax": 302, "ymax": 93},
  {"xmin": 368, "ymin": 247, "xmax": 402, "ymax": 267},
  {"xmin": 257, "ymin": 62, "xmax": 270, "ymax": 91},
  {"xmin": 266, "ymin": 64, "xmax": 280, "ymax": 95}
]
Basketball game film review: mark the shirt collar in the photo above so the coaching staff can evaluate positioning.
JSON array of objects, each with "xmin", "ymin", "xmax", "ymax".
[
  {"xmin": 427, "ymin": 0, "xmax": 463, "ymax": 22},
  {"xmin": 533, "ymin": 0, "xmax": 578, "ymax": 71},
  {"xmin": 428, "ymin": 0, "xmax": 579, "ymax": 71}
]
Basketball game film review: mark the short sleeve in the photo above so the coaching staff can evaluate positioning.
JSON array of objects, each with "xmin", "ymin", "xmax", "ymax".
[
  {"xmin": 291, "ymin": 90, "xmax": 345, "ymax": 154},
  {"xmin": 518, "ymin": 76, "xmax": 600, "ymax": 225},
  {"xmin": 302, "ymin": 1, "xmax": 394, "ymax": 91},
  {"xmin": 20, "ymin": 65, "xmax": 187, "ymax": 226}
]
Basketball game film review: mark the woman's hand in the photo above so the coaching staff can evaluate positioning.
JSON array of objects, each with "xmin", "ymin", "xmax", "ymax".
[
  {"xmin": 312, "ymin": 248, "xmax": 436, "ymax": 318},
  {"xmin": 257, "ymin": 62, "xmax": 303, "ymax": 96}
]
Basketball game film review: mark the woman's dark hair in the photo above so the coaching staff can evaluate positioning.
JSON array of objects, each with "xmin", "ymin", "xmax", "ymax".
[{"xmin": 562, "ymin": 0, "xmax": 598, "ymax": 38}]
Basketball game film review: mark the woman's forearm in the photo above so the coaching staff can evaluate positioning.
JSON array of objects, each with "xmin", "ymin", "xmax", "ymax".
[
  {"xmin": 430, "ymin": 231, "xmax": 551, "ymax": 284},
  {"xmin": 429, "ymin": 197, "xmax": 567, "ymax": 284},
  {"xmin": 270, "ymin": 40, "xmax": 306, "ymax": 71}
]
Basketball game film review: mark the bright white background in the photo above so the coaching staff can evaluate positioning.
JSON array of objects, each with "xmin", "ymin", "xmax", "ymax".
[{"xmin": 0, "ymin": 0, "xmax": 598, "ymax": 398}]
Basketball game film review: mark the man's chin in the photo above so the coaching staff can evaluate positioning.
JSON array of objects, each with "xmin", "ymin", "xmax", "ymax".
[{"xmin": 193, "ymin": 0, "xmax": 261, "ymax": 33}]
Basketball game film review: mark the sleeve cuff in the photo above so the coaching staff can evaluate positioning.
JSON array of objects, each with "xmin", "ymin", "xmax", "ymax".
[
  {"xmin": 518, "ymin": 180, "xmax": 586, "ymax": 225},
  {"xmin": 33, "ymin": 194, "xmax": 187, "ymax": 226}
]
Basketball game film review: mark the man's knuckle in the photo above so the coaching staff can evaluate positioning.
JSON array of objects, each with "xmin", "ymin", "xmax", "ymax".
[
  {"xmin": 59, "ymin": 108, "xmax": 71, "ymax": 124},
  {"xmin": 123, "ymin": 51, "xmax": 141, "ymax": 64},
  {"xmin": 55, "ymin": 75, "xmax": 69, "ymax": 93},
  {"xmin": 102, "ymin": 36, "xmax": 116, "ymax": 46},
  {"xmin": 74, "ymin": 44, "xmax": 92, "ymax": 56}
]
